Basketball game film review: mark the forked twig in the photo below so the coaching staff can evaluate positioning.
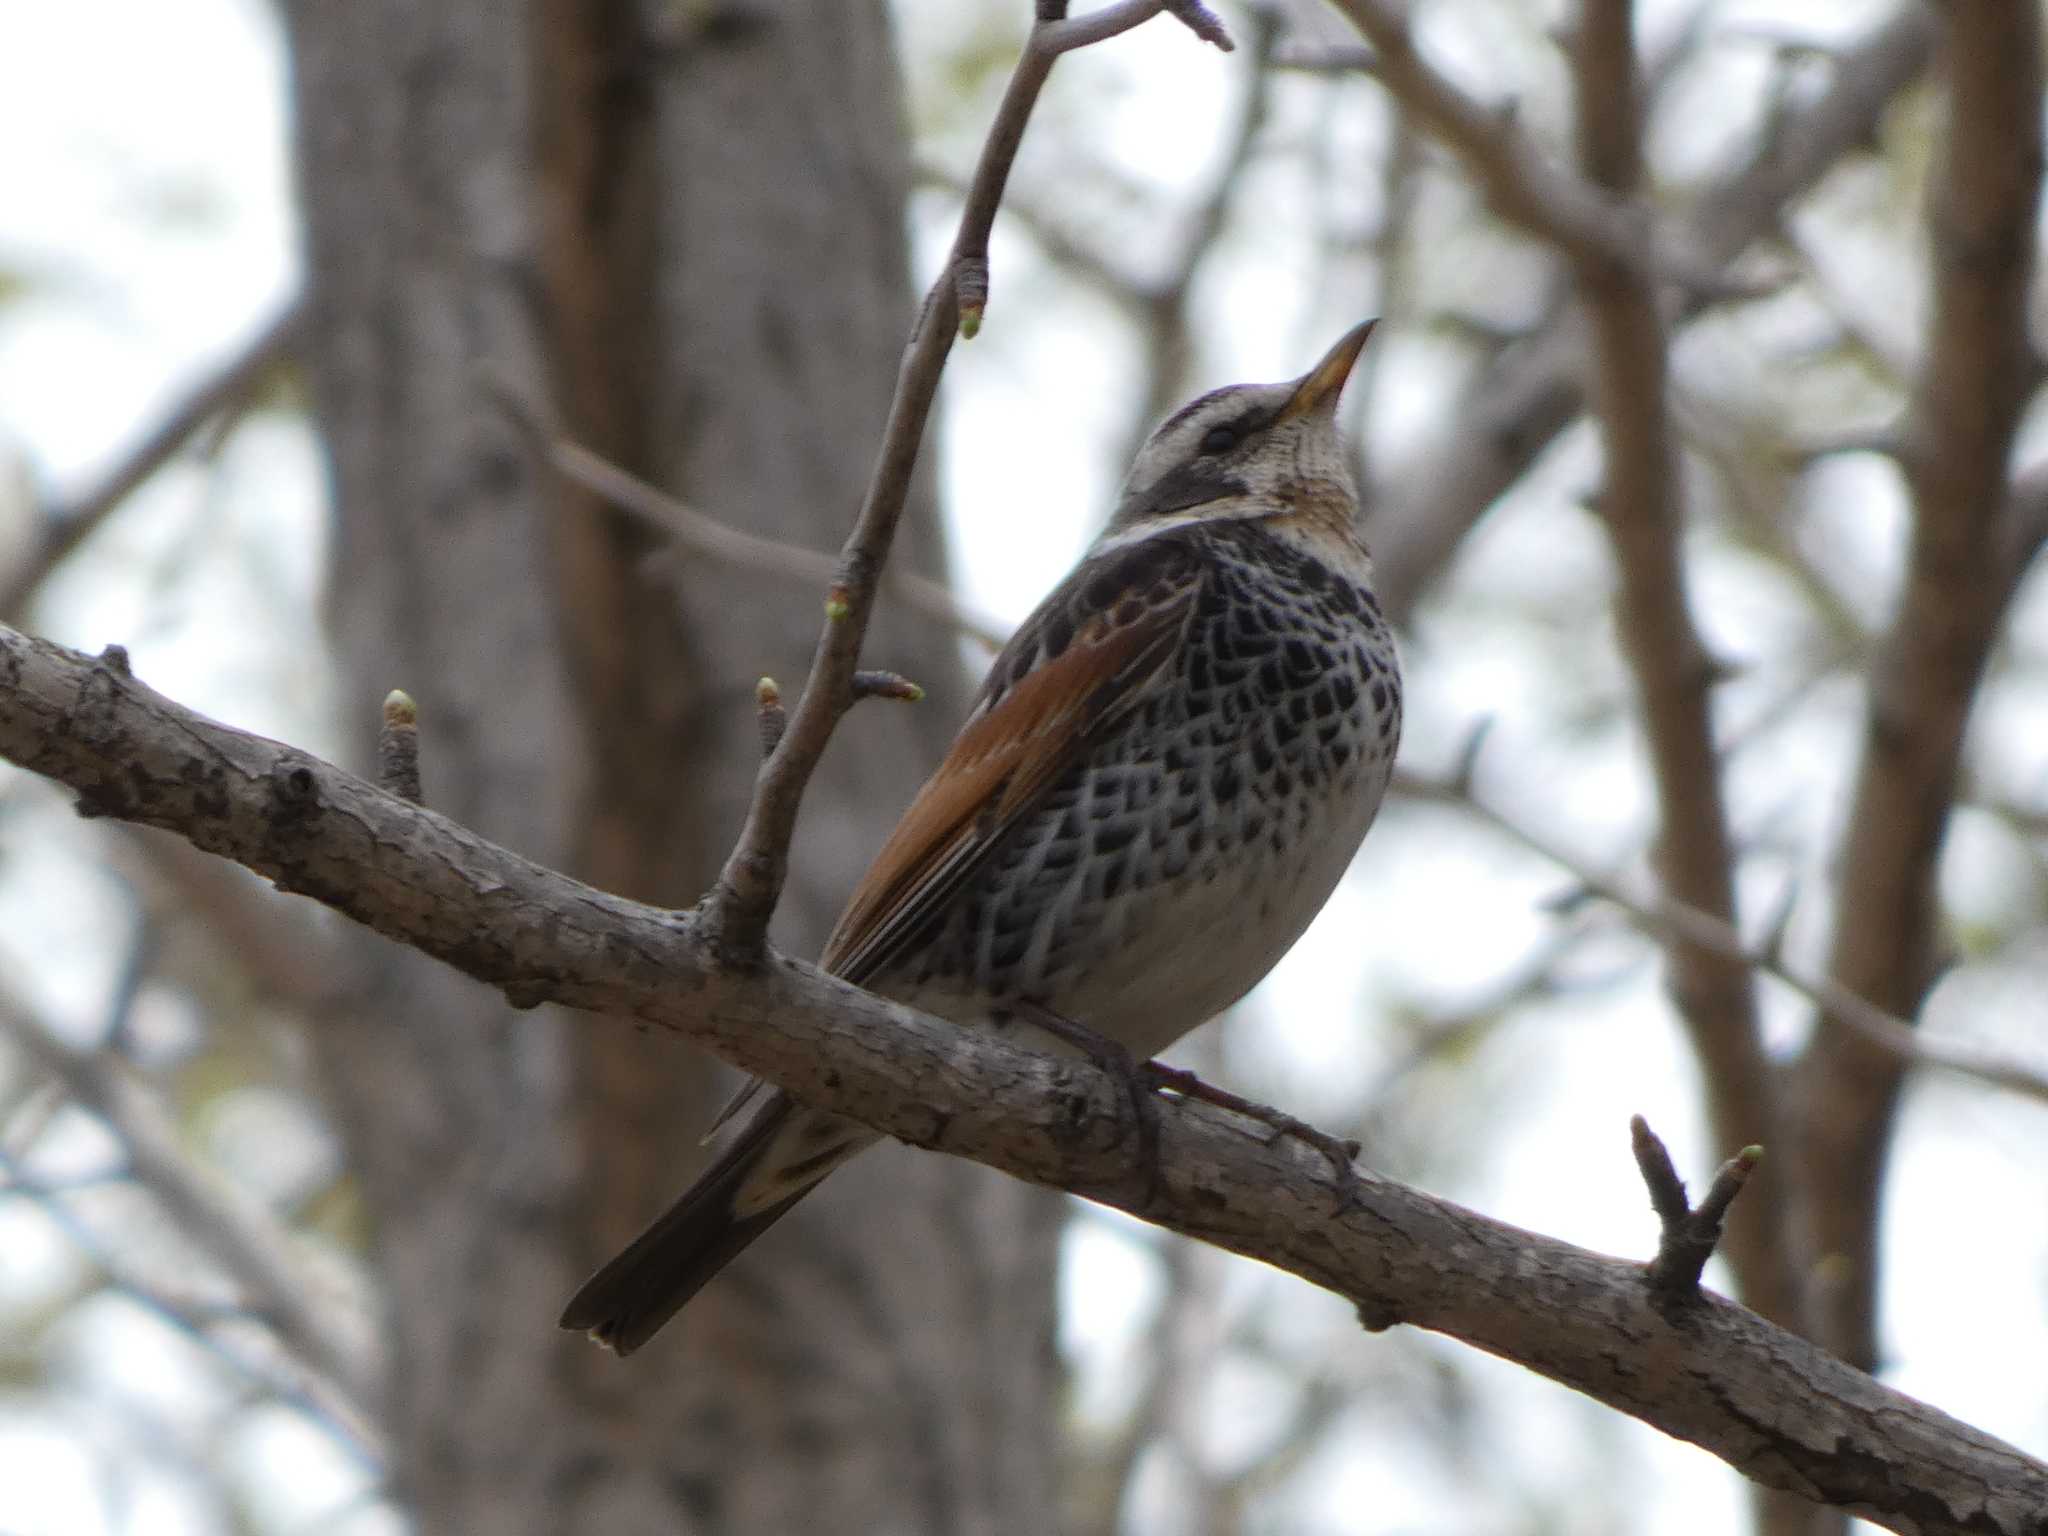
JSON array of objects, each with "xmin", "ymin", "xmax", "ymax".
[
  {"xmin": 1630, "ymin": 1115, "xmax": 1762, "ymax": 1297},
  {"xmin": 377, "ymin": 689, "xmax": 422, "ymax": 804}
]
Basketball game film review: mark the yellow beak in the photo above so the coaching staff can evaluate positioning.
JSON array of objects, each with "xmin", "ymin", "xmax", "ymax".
[{"xmin": 1276, "ymin": 320, "xmax": 1377, "ymax": 423}]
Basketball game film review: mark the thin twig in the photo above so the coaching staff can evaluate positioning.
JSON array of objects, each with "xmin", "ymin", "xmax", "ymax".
[
  {"xmin": 851, "ymin": 669, "xmax": 926, "ymax": 703},
  {"xmin": 1122, "ymin": 4, "xmax": 1282, "ymax": 463},
  {"xmin": 0, "ymin": 988, "xmax": 376, "ymax": 1411},
  {"xmin": 491, "ymin": 382, "xmax": 1010, "ymax": 654},
  {"xmin": 0, "ymin": 299, "xmax": 302, "ymax": 621},
  {"xmin": 703, "ymin": 0, "xmax": 1232, "ymax": 960},
  {"xmin": 1323, "ymin": 0, "xmax": 1740, "ymax": 295},
  {"xmin": 0, "ymin": 1142, "xmax": 387, "ymax": 1474},
  {"xmin": 1368, "ymin": 2, "xmax": 1941, "ymax": 622},
  {"xmin": 917, "ymin": 162, "xmax": 1138, "ymax": 300},
  {"xmin": 1671, "ymin": 384, "xmax": 1874, "ymax": 657},
  {"xmin": 1393, "ymin": 767, "xmax": 2048, "ymax": 1108}
]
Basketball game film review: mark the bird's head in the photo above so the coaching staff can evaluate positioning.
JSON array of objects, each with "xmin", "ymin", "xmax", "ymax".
[{"xmin": 1101, "ymin": 321, "xmax": 1375, "ymax": 548}]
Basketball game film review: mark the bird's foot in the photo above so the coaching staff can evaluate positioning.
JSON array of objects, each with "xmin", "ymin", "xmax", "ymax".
[
  {"xmin": 1139, "ymin": 1063, "xmax": 1362, "ymax": 1214},
  {"xmin": 1012, "ymin": 1003, "xmax": 1166, "ymax": 1208}
]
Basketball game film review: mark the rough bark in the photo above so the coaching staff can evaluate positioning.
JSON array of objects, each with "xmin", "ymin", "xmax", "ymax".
[
  {"xmin": 5, "ymin": 622, "xmax": 2047, "ymax": 1536},
  {"xmin": 282, "ymin": 4, "xmax": 1057, "ymax": 1531}
]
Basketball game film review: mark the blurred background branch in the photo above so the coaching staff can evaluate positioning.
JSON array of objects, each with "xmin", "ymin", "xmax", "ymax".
[{"xmin": 1794, "ymin": 0, "xmax": 2044, "ymax": 1378}]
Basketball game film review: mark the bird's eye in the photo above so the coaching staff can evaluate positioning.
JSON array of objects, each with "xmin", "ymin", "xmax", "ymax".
[{"xmin": 1199, "ymin": 425, "xmax": 1239, "ymax": 455}]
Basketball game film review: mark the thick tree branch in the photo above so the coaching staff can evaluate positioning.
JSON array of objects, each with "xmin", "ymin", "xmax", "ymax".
[
  {"xmin": 1796, "ymin": 0, "xmax": 2045, "ymax": 1371},
  {"xmin": 3, "ymin": 628, "xmax": 2045, "ymax": 1533}
]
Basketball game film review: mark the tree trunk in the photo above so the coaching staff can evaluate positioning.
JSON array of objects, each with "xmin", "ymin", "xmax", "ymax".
[{"xmin": 285, "ymin": 5, "xmax": 1060, "ymax": 1530}]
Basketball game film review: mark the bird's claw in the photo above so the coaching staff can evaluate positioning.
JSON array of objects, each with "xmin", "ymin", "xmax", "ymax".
[
  {"xmin": 1140, "ymin": 1062, "xmax": 1361, "ymax": 1215},
  {"xmin": 1013, "ymin": 1004, "xmax": 1168, "ymax": 1208}
]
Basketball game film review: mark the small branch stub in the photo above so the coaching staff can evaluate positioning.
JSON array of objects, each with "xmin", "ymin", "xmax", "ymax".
[
  {"xmin": 1631, "ymin": 1114, "xmax": 1763, "ymax": 1297},
  {"xmin": 955, "ymin": 256, "xmax": 989, "ymax": 339},
  {"xmin": 1166, "ymin": 0, "xmax": 1233, "ymax": 50},
  {"xmin": 756, "ymin": 677, "xmax": 787, "ymax": 759},
  {"xmin": 756, "ymin": 670, "xmax": 914, "ymax": 763},
  {"xmin": 378, "ymin": 689, "xmax": 422, "ymax": 804},
  {"xmin": 850, "ymin": 669, "xmax": 925, "ymax": 704}
]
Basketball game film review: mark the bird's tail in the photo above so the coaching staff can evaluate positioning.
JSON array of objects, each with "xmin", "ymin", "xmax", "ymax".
[{"xmin": 559, "ymin": 1091, "xmax": 873, "ymax": 1355}]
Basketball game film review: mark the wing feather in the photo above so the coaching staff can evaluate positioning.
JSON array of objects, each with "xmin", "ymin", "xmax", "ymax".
[{"xmin": 821, "ymin": 536, "xmax": 1202, "ymax": 985}]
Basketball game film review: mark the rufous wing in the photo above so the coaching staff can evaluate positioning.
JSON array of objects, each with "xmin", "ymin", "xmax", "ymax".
[{"xmin": 820, "ymin": 534, "xmax": 1203, "ymax": 986}]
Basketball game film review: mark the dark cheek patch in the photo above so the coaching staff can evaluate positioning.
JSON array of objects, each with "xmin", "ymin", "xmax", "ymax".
[{"xmin": 1116, "ymin": 461, "xmax": 1247, "ymax": 522}]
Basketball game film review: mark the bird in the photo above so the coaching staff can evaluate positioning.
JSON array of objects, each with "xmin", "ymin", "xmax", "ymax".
[{"xmin": 562, "ymin": 322, "xmax": 1403, "ymax": 1355}]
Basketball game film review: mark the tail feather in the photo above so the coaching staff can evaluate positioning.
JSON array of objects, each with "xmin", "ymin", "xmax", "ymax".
[{"xmin": 559, "ymin": 1091, "xmax": 867, "ymax": 1355}]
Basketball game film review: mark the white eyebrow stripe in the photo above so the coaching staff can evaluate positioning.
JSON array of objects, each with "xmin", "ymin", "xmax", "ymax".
[{"xmin": 1089, "ymin": 503, "xmax": 1271, "ymax": 557}]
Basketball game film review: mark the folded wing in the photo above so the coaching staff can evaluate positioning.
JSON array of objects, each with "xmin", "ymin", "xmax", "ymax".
[{"xmin": 822, "ymin": 534, "xmax": 1203, "ymax": 985}]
